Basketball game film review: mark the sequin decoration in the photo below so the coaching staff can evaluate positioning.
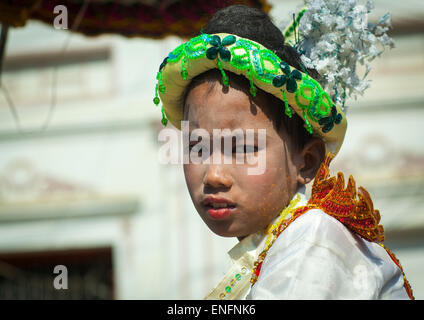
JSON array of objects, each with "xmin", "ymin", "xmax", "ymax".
[
  {"xmin": 307, "ymin": 152, "xmax": 384, "ymax": 243},
  {"xmin": 379, "ymin": 243, "xmax": 415, "ymax": 300},
  {"xmin": 318, "ymin": 105, "xmax": 343, "ymax": 133},
  {"xmin": 250, "ymin": 152, "xmax": 414, "ymax": 299},
  {"xmin": 154, "ymin": 33, "xmax": 346, "ymax": 135},
  {"xmin": 205, "ymin": 34, "xmax": 236, "ymax": 62},
  {"xmin": 218, "ymin": 266, "xmax": 249, "ymax": 300},
  {"xmin": 272, "ymin": 61, "xmax": 302, "ymax": 93}
]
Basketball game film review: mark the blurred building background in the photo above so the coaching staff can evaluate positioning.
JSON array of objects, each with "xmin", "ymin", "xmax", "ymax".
[{"xmin": 0, "ymin": 0, "xmax": 423, "ymax": 299}]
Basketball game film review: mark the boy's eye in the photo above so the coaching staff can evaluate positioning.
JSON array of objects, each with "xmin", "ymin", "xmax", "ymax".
[
  {"xmin": 232, "ymin": 145, "xmax": 258, "ymax": 154},
  {"xmin": 189, "ymin": 143, "xmax": 208, "ymax": 157},
  {"xmin": 189, "ymin": 143, "xmax": 201, "ymax": 154}
]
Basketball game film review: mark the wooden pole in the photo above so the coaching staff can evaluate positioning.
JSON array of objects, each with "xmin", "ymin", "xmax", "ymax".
[{"xmin": 0, "ymin": 23, "xmax": 9, "ymax": 86}]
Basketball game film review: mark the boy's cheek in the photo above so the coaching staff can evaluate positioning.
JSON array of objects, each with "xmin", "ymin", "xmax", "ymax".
[
  {"xmin": 240, "ymin": 168, "xmax": 269, "ymax": 186},
  {"xmin": 240, "ymin": 155, "xmax": 284, "ymax": 185},
  {"xmin": 240, "ymin": 162, "xmax": 289, "ymax": 202},
  {"xmin": 183, "ymin": 164, "xmax": 202, "ymax": 194},
  {"xmin": 238, "ymin": 167, "xmax": 282, "ymax": 201}
]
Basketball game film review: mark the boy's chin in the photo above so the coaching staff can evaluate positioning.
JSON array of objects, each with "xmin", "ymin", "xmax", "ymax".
[
  {"xmin": 209, "ymin": 227, "xmax": 237, "ymax": 238},
  {"xmin": 208, "ymin": 224, "xmax": 254, "ymax": 239},
  {"xmin": 198, "ymin": 210, "xmax": 265, "ymax": 239}
]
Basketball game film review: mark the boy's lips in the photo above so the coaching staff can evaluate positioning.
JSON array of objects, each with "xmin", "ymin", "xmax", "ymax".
[{"xmin": 201, "ymin": 196, "xmax": 237, "ymax": 220}]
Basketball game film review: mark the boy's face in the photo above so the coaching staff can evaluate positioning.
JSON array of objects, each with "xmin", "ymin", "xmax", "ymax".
[{"xmin": 183, "ymin": 80, "xmax": 301, "ymax": 239}]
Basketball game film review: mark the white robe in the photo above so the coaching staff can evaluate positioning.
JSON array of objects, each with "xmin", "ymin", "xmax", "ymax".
[
  {"xmin": 205, "ymin": 191, "xmax": 411, "ymax": 300},
  {"xmin": 246, "ymin": 193, "xmax": 410, "ymax": 300}
]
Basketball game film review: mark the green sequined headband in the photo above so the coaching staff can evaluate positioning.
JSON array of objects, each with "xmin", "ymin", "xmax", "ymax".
[{"xmin": 153, "ymin": 32, "xmax": 347, "ymax": 154}]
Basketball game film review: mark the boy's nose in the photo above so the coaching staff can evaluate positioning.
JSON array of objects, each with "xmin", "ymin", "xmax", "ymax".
[{"xmin": 203, "ymin": 164, "xmax": 232, "ymax": 189}]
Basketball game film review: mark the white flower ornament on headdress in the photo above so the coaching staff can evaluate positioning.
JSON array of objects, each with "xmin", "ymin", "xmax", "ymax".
[{"xmin": 285, "ymin": 0, "xmax": 395, "ymax": 112}]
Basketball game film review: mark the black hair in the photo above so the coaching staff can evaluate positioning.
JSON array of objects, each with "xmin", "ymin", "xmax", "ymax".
[{"xmin": 184, "ymin": 5, "xmax": 322, "ymax": 150}]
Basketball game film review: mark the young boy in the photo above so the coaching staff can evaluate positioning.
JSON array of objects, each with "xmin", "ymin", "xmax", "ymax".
[{"xmin": 153, "ymin": 5, "xmax": 414, "ymax": 299}]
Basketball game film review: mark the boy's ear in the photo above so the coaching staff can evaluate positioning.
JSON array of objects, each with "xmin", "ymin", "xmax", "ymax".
[{"xmin": 296, "ymin": 138, "xmax": 326, "ymax": 185}]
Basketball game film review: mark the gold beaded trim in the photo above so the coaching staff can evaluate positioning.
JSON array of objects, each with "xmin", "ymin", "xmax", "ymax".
[{"xmin": 250, "ymin": 153, "xmax": 414, "ymax": 299}]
